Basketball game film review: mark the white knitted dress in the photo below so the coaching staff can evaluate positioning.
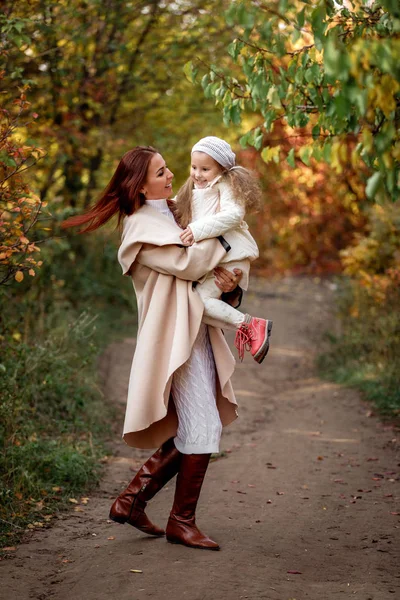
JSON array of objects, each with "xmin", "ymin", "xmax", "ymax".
[{"xmin": 145, "ymin": 199, "xmax": 222, "ymax": 454}]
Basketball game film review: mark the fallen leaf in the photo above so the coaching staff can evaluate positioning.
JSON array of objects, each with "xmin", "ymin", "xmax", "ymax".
[
  {"xmin": 237, "ymin": 490, "xmax": 247, "ymax": 495},
  {"xmin": 81, "ymin": 497, "xmax": 89, "ymax": 504},
  {"xmin": 390, "ymin": 512, "xmax": 400, "ymax": 516},
  {"xmin": 107, "ymin": 536, "xmax": 115, "ymax": 540},
  {"xmin": 74, "ymin": 507, "xmax": 84, "ymax": 512},
  {"xmin": 276, "ymin": 491, "xmax": 284, "ymax": 495},
  {"xmin": 317, "ymin": 456, "xmax": 324, "ymax": 461},
  {"xmin": 68, "ymin": 498, "xmax": 78, "ymax": 504},
  {"xmin": 130, "ymin": 569, "xmax": 143, "ymax": 573},
  {"xmin": 287, "ymin": 570, "xmax": 302, "ymax": 574},
  {"xmin": 2, "ymin": 546, "xmax": 16, "ymax": 552},
  {"xmin": 247, "ymin": 484, "xmax": 255, "ymax": 488},
  {"xmin": 231, "ymin": 480, "xmax": 240, "ymax": 483},
  {"xmin": 267, "ymin": 499, "xmax": 272, "ymax": 504},
  {"xmin": 367, "ymin": 457, "xmax": 379, "ymax": 462}
]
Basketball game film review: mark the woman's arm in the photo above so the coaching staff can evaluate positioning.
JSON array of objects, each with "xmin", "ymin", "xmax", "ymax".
[
  {"xmin": 214, "ymin": 267, "xmax": 243, "ymax": 308},
  {"xmin": 136, "ymin": 237, "xmax": 230, "ymax": 281}
]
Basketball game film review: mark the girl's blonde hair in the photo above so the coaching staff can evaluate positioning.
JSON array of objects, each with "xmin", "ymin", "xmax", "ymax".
[{"xmin": 173, "ymin": 166, "xmax": 263, "ymax": 229}]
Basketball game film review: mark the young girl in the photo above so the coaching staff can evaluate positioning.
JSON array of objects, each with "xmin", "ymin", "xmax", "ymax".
[{"xmin": 174, "ymin": 136, "xmax": 273, "ymax": 364}]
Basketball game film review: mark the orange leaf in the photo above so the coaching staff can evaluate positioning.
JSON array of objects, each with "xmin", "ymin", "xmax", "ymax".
[{"xmin": 15, "ymin": 270, "xmax": 24, "ymax": 282}]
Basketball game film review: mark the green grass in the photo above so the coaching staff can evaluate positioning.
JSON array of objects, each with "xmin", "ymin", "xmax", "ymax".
[
  {"xmin": 318, "ymin": 278, "xmax": 400, "ymax": 419},
  {"xmin": 0, "ymin": 231, "xmax": 137, "ymax": 553}
]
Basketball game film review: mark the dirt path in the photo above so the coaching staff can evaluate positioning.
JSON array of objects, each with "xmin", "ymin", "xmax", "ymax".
[{"xmin": 1, "ymin": 277, "xmax": 399, "ymax": 600}]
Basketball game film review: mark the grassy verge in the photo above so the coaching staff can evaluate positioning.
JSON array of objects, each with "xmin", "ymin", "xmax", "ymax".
[
  {"xmin": 317, "ymin": 277, "xmax": 400, "ymax": 419},
  {"xmin": 0, "ymin": 232, "xmax": 137, "ymax": 553}
]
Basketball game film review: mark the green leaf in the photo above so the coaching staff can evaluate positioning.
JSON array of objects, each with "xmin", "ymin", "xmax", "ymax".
[
  {"xmin": 183, "ymin": 61, "xmax": 196, "ymax": 83},
  {"xmin": 0, "ymin": 151, "xmax": 17, "ymax": 167},
  {"xmin": 299, "ymin": 146, "xmax": 312, "ymax": 166},
  {"xmin": 297, "ymin": 6, "xmax": 306, "ymax": 29},
  {"xmin": 287, "ymin": 148, "xmax": 296, "ymax": 168},
  {"xmin": 267, "ymin": 86, "xmax": 282, "ymax": 110},
  {"xmin": 365, "ymin": 172, "xmax": 382, "ymax": 199}
]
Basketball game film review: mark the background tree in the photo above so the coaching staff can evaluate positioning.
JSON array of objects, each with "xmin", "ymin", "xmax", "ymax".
[{"xmin": 189, "ymin": 0, "xmax": 400, "ymax": 201}]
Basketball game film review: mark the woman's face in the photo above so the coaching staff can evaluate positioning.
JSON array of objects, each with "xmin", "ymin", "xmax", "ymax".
[
  {"xmin": 142, "ymin": 153, "xmax": 174, "ymax": 199},
  {"xmin": 191, "ymin": 151, "xmax": 224, "ymax": 189}
]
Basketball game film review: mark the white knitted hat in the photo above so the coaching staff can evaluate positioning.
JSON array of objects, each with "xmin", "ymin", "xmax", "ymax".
[{"xmin": 191, "ymin": 136, "xmax": 236, "ymax": 170}]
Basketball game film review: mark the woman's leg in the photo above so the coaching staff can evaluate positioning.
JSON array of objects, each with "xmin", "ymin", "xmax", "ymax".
[
  {"xmin": 166, "ymin": 453, "xmax": 219, "ymax": 550},
  {"xmin": 109, "ymin": 436, "xmax": 181, "ymax": 536},
  {"xmin": 168, "ymin": 323, "xmax": 220, "ymax": 549},
  {"xmin": 171, "ymin": 324, "xmax": 222, "ymax": 455}
]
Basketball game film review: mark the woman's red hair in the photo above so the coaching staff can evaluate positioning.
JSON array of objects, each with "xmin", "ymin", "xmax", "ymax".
[{"xmin": 62, "ymin": 146, "xmax": 159, "ymax": 232}]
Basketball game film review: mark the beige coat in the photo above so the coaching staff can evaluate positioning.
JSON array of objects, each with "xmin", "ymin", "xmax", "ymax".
[{"xmin": 117, "ymin": 204, "xmax": 238, "ymax": 449}]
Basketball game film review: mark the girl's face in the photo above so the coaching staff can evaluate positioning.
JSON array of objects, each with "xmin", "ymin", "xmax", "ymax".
[
  {"xmin": 141, "ymin": 153, "xmax": 174, "ymax": 199},
  {"xmin": 191, "ymin": 151, "xmax": 224, "ymax": 189}
]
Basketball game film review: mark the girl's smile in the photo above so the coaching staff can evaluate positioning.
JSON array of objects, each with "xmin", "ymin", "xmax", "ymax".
[{"xmin": 191, "ymin": 152, "xmax": 223, "ymax": 189}]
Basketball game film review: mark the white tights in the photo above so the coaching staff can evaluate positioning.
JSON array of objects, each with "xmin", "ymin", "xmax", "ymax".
[{"xmin": 196, "ymin": 269, "xmax": 246, "ymax": 332}]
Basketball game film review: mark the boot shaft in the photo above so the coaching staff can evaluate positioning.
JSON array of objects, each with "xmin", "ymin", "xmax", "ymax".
[{"xmin": 170, "ymin": 453, "xmax": 211, "ymax": 520}]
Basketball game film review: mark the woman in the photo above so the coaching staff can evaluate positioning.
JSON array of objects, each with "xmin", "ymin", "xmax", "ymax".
[{"xmin": 63, "ymin": 146, "xmax": 242, "ymax": 551}]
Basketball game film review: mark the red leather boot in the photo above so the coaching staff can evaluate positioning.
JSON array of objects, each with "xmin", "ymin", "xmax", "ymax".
[
  {"xmin": 166, "ymin": 454, "xmax": 220, "ymax": 550},
  {"xmin": 234, "ymin": 314, "xmax": 273, "ymax": 364},
  {"xmin": 109, "ymin": 437, "xmax": 181, "ymax": 536}
]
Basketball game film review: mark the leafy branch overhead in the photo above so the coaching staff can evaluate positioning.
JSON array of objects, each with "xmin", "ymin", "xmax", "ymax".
[{"xmin": 185, "ymin": 0, "xmax": 400, "ymax": 201}]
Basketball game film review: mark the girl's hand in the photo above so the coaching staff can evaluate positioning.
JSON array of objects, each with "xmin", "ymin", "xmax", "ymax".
[
  {"xmin": 214, "ymin": 267, "xmax": 242, "ymax": 293},
  {"xmin": 180, "ymin": 227, "xmax": 195, "ymax": 246}
]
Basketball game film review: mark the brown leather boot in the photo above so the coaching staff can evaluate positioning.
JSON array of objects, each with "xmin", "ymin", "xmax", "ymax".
[
  {"xmin": 109, "ymin": 437, "xmax": 181, "ymax": 536},
  {"xmin": 166, "ymin": 454, "xmax": 220, "ymax": 550}
]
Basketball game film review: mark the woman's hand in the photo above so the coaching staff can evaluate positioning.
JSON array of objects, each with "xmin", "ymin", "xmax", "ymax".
[
  {"xmin": 180, "ymin": 227, "xmax": 195, "ymax": 246},
  {"xmin": 214, "ymin": 267, "xmax": 242, "ymax": 293}
]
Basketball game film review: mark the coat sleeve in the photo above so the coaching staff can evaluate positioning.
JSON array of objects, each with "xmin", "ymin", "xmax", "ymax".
[
  {"xmin": 136, "ymin": 237, "xmax": 229, "ymax": 281},
  {"xmin": 188, "ymin": 182, "xmax": 245, "ymax": 242}
]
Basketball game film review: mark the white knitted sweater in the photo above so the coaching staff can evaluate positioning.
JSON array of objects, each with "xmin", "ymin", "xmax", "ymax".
[{"xmin": 188, "ymin": 178, "xmax": 259, "ymax": 265}]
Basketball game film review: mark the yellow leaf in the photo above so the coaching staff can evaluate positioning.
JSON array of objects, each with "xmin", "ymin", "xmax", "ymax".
[
  {"xmin": 130, "ymin": 569, "xmax": 143, "ymax": 573},
  {"xmin": 12, "ymin": 332, "xmax": 21, "ymax": 342},
  {"xmin": 68, "ymin": 498, "xmax": 78, "ymax": 504},
  {"xmin": 15, "ymin": 270, "xmax": 24, "ymax": 282}
]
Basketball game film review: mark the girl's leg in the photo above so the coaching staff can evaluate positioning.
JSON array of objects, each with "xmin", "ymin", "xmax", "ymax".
[
  {"xmin": 197, "ymin": 275, "xmax": 245, "ymax": 331},
  {"xmin": 197, "ymin": 274, "xmax": 273, "ymax": 364}
]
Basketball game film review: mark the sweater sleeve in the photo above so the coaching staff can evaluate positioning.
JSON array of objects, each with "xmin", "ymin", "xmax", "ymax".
[
  {"xmin": 136, "ymin": 237, "xmax": 229, "ymax": 281},
  {"xmin": 188, "ymin": 182, "xmax": 245, "ymax": 242}
]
